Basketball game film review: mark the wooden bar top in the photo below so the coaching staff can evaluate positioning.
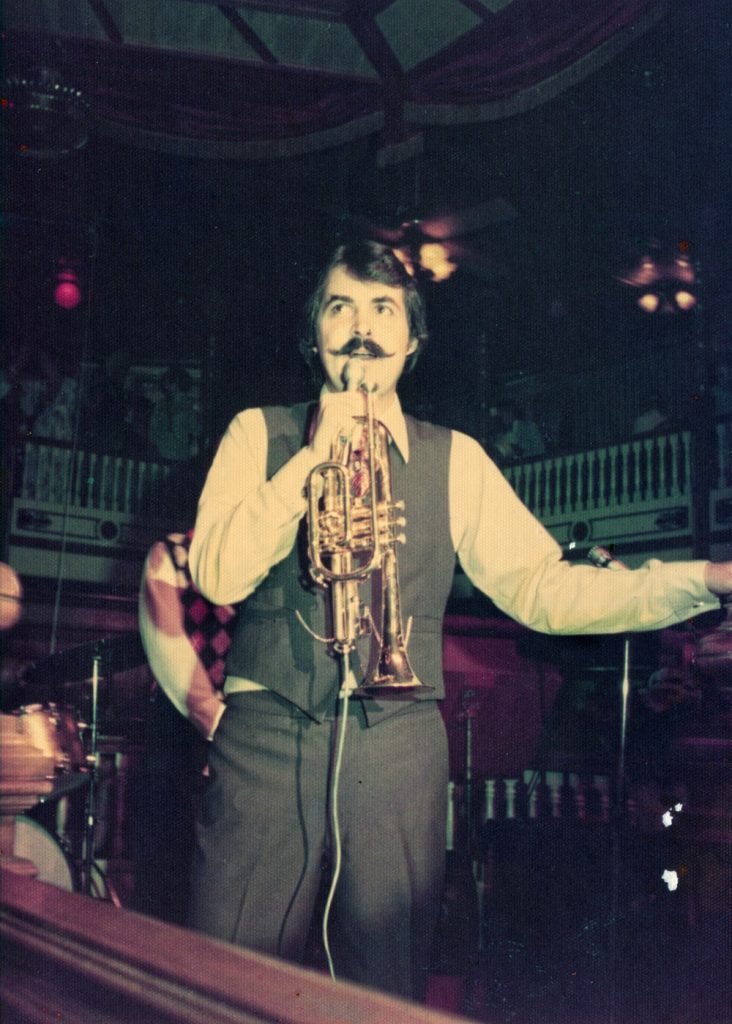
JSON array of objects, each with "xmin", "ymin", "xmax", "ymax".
[{"xmin": 1, "ymin": 869, "xmax": 467, "ymax": 1024}]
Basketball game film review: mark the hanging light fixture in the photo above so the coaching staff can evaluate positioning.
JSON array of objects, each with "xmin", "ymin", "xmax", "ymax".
[
  {"xmin": 2, "ymin": 66, "xmax": 89, "ymax": 159},
  {"xmin": 616, "ymin": 239, "xmax": 697, "ymax": 315}
]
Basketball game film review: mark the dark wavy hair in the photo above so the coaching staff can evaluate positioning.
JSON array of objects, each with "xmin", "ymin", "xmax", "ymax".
[{"xmin": 299, "ymin": 241, "xmax": 428, "ymax": 384}]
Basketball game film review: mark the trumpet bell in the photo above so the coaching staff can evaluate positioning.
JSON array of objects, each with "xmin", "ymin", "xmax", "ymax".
[
  {"xmin": 351, "ymin": 650, "xmax": 434, "ymax": 697},
  {"xmin": 352, "ymin": 620, "xmax": 433, "ymax": 698},
  {"xmin": 353, "ymin": 544, "xmax": 434, "ymax": 697}
]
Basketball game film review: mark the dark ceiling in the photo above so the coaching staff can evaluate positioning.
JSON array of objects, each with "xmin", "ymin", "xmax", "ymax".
[{"xmin": 3, "ymin": 0, "xmax": 731, "ymax": 440}]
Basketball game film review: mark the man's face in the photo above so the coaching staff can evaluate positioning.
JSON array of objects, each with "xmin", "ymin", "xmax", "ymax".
[{"xmin": 316, "ymin": 266, "xmax": 418, "ymax": 400}]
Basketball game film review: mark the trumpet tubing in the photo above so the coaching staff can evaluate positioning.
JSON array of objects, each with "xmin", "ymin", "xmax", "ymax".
[{"xmin": 304, "ymin": 384, "xmax": 426, "ymax": 692}]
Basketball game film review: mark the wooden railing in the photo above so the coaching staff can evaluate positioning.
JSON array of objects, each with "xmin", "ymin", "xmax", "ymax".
[{"xmin": 1, "ymin": 869, "xmax": 464, "ymax": 1024}]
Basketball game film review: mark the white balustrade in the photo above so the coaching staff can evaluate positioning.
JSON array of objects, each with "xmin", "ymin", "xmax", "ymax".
[
  {"xmin": 477, "ymin": 771, "xmax": 615, "ymax": 825},
  {"xmin": 14, "ymin": 440, "xmax": 172, "ymax": 518},
  {"xmin": 619, "ymin": 442, "xmax": 630, "ymax": 506},
  {"xmin": 88, "ymin": 452, "xmax": 98, "ymax": 508},
  {"xmin": 642, "ymin": 437, "xmax": 654, "ymax": 500},
  {"xmin": 11, "ymin": 427, "xmax": 717, "ymax": 545},
  {"xmin": 73, "ymin": 450, "xmax": 84, "ymax": 506},
  {"xmin": 504, "ymin": 430, "xmax": 694, "ymax": 523},
  {"xmin": 716, "ymin": 419, "xmax": 732, "ymax": 488}
]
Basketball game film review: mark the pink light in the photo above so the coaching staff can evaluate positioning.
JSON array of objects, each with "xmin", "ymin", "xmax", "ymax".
[{"xmin": 54, "ymin": 270, "xmax": 82, "ymax": 309}]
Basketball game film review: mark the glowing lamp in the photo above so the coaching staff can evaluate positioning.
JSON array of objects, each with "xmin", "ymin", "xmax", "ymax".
[
  {"xmin": 674, "ymin": 290, "xmax": 696, "ymax": 311},
  {"xmin": 617, "ymin": 240, "xmax": 698, "ymax": 316},
  {"xmin": 638, "ymin": 293, "xmax": 660, "ymax": 313},
  {"xmin": 418, "ymin": 243, "xmax": 458, "ymax": 283},
  {"xmin": 54, "ymin": 265, "xmax": 82, "ymax": 309}
]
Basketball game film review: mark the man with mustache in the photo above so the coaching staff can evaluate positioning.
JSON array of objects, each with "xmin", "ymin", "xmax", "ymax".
[{"xmin": 182, "ymin": 241, "xmax": 731, "ymax": 1002}]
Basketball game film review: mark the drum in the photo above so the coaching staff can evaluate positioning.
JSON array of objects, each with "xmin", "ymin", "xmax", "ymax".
[
  {"xmin": 17, "ymin": 704, "xmax": 85, "ymax": 772},
  {"xmin": 54, "ymin": 704, "xmax": 86, "ymax": 770},
  {"xmin": 12, "ymin": 815, "xmax": 75, "ymax": 891}
]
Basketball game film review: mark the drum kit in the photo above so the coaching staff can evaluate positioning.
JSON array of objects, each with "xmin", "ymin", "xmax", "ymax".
[{"xmin": 1, "ymin": 630, "xmax": 147, "ymax": 904}]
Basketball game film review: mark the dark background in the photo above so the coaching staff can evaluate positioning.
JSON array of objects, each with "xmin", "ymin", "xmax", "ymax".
[
  {"xmin": 4, "ymin": 0, "xmax": 730, "ymax": 450},
  {"xmin": 2, "ymin": 7, "xmax": 731, "ymax": 1020}
]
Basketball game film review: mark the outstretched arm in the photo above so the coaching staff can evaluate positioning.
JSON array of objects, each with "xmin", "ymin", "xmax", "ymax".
[{"xmin": 451, "ymin": 430, "xmax": 722, "ymax": 635}]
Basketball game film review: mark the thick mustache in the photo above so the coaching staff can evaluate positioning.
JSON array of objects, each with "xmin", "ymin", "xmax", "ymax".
[{"xmin": 329, "ymin": 337, "xmax": 394, "ymax": 359}]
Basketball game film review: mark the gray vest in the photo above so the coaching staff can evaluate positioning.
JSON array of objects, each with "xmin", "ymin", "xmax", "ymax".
[{"xmin": 226, "ymin": 403, "xmax": 455, "ymax": 722}]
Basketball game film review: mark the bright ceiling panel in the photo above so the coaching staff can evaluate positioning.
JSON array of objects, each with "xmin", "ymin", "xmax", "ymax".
[
  {"xmin": 376, "ymin": 0, "xmax": 481, "ymax": 72},
  {"xmin": 474, "ymin": 0, "xmax": 516, "ymax": 13},
  {"xmin": 5, "ymin": 0, "xmax": 106, "ymax": 39},
  {"xmin": 243, "ymin": 10, "xmax": 377, "ymax": 77},
  {"xmin": 104, "ymin": 0, "xmax": 261, "ymax": 61}
]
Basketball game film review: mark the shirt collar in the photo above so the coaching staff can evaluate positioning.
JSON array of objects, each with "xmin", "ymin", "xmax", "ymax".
[
  {"xmin": 376, "ymin": 392, "xmax": 410, "ymax": 463},
  {"xmin": 317, "ymin": 388, "xmax": 410, "ymax": 463}
]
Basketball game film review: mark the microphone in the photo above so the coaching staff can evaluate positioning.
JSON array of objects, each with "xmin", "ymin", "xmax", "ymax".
[
  {"xmin": 342, "ymin": 359, "xmax": 365, "ymax": 392},
  {"xmin": 588, "ymin": 545, "xmax": 628, "ymax": 571}
]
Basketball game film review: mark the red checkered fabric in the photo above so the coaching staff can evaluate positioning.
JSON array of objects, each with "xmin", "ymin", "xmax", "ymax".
[{"xmin": 163, "ymin": 531, "xmax": 236, "ymax": 690}]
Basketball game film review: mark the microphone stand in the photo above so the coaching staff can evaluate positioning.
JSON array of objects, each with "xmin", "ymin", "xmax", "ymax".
[
  {"xmin": 587, "ymin": 546, "xmax": 632, "ymax": 1024},
  {"xmin": 608, "ymin": 633, "xmax": 631, "ymax": 1024},
  {"xmin": 616, "ymin": 637, "xmax": 631, "ymax": 811}
]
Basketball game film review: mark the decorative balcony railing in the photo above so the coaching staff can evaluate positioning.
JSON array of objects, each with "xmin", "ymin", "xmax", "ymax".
[
  {"xmin": 716, "ymin": 416, "xmax": 732, "ymax": 490},
  {"xmin": 498, "ymin": 423, "xmax": 731, "ymax": 565},
  {"xmin": 505, "ymin": 432, "xmax": 691, "ymax": 518},
  {"xmin": 5, "ymin": 441, "xmax": 181, "ymax": 588},
  {"xmin": 5, "ymin": 420, "xmax": 732, "ymax": 587},
  {"xmin": 17, "ymin": 443, "xmax": 173, "ymax": 515}
]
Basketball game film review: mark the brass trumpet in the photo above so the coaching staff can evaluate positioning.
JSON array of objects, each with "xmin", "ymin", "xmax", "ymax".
[{"xmin": 305, "ymin": 366, "xmax": 428, "ymax": 695}]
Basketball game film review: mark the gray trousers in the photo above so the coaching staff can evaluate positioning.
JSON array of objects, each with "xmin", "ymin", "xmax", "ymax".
[{"xmin": 188, "ymin": 690, "xmax": 448, "ymax": 1001}]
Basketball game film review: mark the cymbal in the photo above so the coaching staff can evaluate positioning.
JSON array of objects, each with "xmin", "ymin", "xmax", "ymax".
[{"xmin": 24, "ymin": 633, "xmax": 147, "ymax": 687}]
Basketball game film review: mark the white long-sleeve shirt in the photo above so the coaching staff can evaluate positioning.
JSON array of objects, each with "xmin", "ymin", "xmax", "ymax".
[
  {"xmin": 189, "ymin": 395, "xmax": 718, "ymax": 635},
  {"xmin": 140, "ymin": 394, "xmax": 718, "ymax": 738}
]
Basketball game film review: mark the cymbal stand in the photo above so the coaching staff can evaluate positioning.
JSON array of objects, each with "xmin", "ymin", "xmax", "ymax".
[
  {"xmin": 456, "ymin": 688, "xmax": 483, "ymax": 948},
  {"xmin": 453, "ymin": 689, "xmax": 480, "ymax": 841},
  {"xmin": 80, "ymin": 650, "xmax": 101, "ymax": 896},
  {"xmin": 77, "ymin": 647, "xmax": 122, "ymax": 907}
]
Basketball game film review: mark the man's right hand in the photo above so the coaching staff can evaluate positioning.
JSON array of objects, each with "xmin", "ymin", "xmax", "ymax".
[{"xmin": 309, "ymin": 390, "xmax": 368, "ymax": 463}]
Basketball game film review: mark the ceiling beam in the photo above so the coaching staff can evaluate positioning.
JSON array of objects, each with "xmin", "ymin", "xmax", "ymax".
[
  {"xmin": 86, "ymin": 0, "xmax": 123, "ymax": 44},
  {"xmin": 171, "ymin": 0, "xmax": 355, "ymax": 18},
  {"xmin": 345, "ymin": 10, "xmax": 405, "ymax": 95},
  {"xmin": 217, "ymin": 5, "xmax": 279, "ymax": 63}
]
